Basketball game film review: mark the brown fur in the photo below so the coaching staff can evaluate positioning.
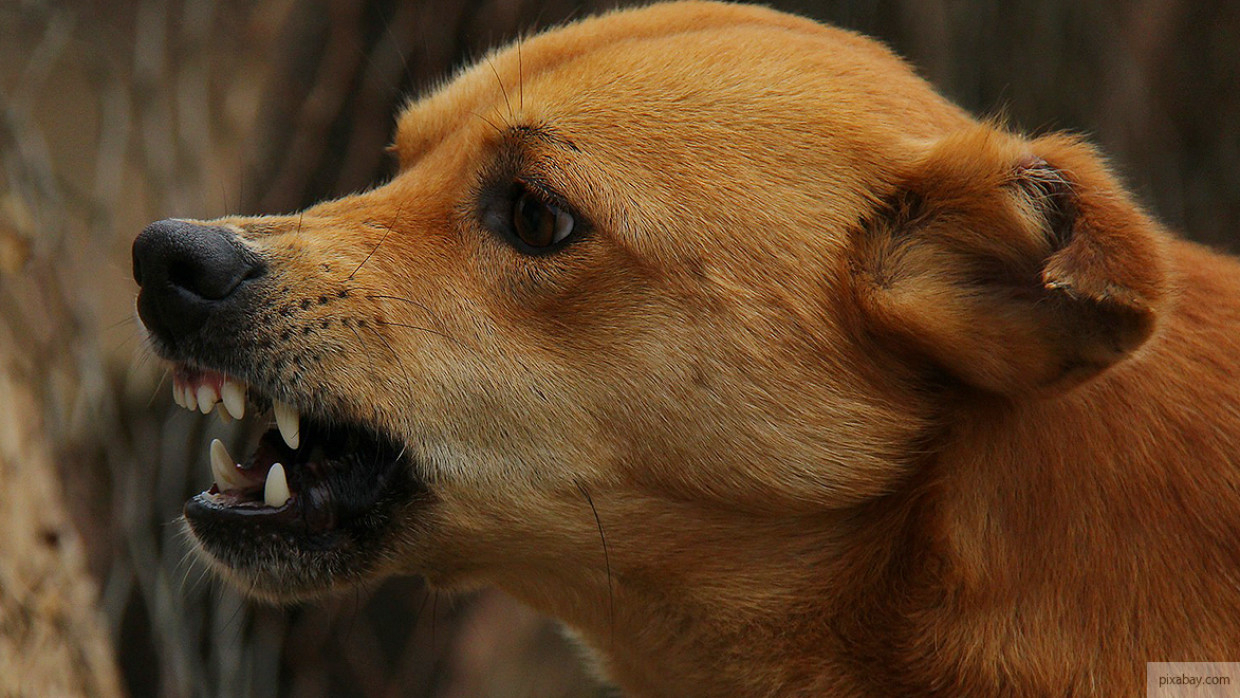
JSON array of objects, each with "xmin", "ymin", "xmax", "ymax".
[{"xmin": 183, "ymin": 3, "xmax": 1240, "ymax": 695}]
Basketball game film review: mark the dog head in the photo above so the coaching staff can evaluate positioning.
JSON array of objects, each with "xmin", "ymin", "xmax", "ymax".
[{"xmin": 133, "ymin": 0, "xmax": 1165, "ymax": 647}]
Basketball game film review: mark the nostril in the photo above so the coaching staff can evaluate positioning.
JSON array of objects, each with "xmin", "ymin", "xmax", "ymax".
[
  {"xmin": 133, "ymin": 219, "xmax": 263, "ymax": 301},
  {"xmin": 168, "ymin": 256, "xmax": 240, "ymax": 300},
  {"xmin": 133, "ymin": 219, "xmax": 265, "ymax": 343},
  {"xmin": 168, "ymin": 260, "xmax": 205, "ymax": 297}
]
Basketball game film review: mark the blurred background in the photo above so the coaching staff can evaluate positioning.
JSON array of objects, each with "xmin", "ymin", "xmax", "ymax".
[{"xmin": 0, "ymin": 0, "xmax": 1236, "ymax": 696}]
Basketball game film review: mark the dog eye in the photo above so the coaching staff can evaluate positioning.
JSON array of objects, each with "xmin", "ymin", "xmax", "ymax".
[{"xmin": 512, "ymin": 189, "xmax": 574, "ymax": 249}]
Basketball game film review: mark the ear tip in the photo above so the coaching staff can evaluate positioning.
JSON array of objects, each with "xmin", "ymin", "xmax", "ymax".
[
  {"xmin": 861, "ymin": 124, "xmax": 1169, "ymax": 394},
  {"xmin": 1042, "ymin": 266, "xmax": 1162, "ymax": 360},
  {"xmin": 1043, "ymin": 228, "xmax": 1170, "ymax": 303}
]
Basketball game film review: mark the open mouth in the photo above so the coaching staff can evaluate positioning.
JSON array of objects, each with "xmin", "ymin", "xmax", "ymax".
[{"xmin": 171, "ymin": 364, "xmax": 412, "ymax": 539}]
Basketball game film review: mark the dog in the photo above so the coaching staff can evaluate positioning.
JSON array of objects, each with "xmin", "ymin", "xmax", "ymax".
[{"xmin": 131, "ymin": 2, "xmax": 1240, "ymax": 695}]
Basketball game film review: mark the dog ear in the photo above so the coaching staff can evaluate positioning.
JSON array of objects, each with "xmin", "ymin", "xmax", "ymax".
[{"xmin": 852, "ymin": 124, "xmax": 1169, "ymax": 394}]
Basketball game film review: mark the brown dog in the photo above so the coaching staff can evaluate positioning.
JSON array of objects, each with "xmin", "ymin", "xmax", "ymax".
[{"xmin": 132, "ymin": 3, "xmax": 1240, "ymax": 696}]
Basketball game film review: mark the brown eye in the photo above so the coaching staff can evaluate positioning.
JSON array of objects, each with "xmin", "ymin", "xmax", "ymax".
[{"xmin": 512, "ymin": 189, "xmax": 574, "ymax": 249}]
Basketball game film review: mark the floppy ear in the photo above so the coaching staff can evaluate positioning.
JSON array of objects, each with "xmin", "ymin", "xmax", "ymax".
[{"xmin": 852, "ymin": 124, "xmax": 1169, "ymax": 394}]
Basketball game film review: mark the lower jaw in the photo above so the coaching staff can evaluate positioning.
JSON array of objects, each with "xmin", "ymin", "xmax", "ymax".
[
  {"xmin": 183, "ymin": 502, "xmax": 362, "ymax": 601},
  {"xmin": 165, "ymin": 364, "xmax": 429, "ymax": 596},
  {"xmin": 183, "ymin": 465, "xmax": 430, "ymax": 601}
]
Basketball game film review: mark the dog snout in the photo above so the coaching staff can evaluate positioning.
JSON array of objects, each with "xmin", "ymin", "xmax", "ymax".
[{"xmin": 133, "ymin": 219, "xmax": 263, "ymax": 342}]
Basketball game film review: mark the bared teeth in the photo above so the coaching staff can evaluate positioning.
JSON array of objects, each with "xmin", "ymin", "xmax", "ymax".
[
  {"xmin": 171, "ymin": 371, "xmax": 251, "ymax": 422},
  {"xmin": 273, "ymin": 400, "xmax": 300, "ymax": 450},
  {"xmin": 221, "ymin": 378, "xmax": 246, "ymax": 420},
  {"xmin": 174, "ymin": 382, "xmax": 191, "ymax": 410},
  {"xmin": 264, "ymin": 462, "xmax": 291, "ymax": 507},
  {"xmin": 196, "ymin": 384, "xmax": 218, "ymax": 414},
  {"xmin": 209, "ymin": 439, "xmax": 247, "ymax": 491}
]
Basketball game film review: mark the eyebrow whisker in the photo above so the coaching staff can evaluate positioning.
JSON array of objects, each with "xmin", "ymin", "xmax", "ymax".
[{"xmin": 485, "ymin": 54, "xmax": 515, "ymax": 123}]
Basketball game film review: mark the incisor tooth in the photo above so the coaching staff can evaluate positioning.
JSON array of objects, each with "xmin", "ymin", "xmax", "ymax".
[
  {"xmin": 274, "ymin": 400, "xmax": 300, "ymax": 450},
  {"xmin": 221, "ymin": 379, "xmax": 246, "ymax": 420},
  {"xmin": 264, "ymin": 462, "xmax": 291, "ymax": 508},
  {"xmin": 209, "ymin": 439, "xmax": 245, "ymax": 490},
  {"xmin": 172, "ymin": 382, "xmax": 185, "ymax": 408},
  {"xmin": 197, "ymin": 385, "xmax": 217, "ymax": 414}
]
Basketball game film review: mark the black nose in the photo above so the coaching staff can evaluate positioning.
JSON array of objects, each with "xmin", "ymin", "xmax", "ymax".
[{"xmin": 133, "ymin": 219, "xmax": 263, "ymax": 343}]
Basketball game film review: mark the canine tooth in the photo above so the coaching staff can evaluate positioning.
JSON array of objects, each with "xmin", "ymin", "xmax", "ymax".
[
  {"xmin": 216, "ymin": 404, "xmax": 233, "ymax": 424},
  {"xmin": 221, "ymin": 379, "xmax": 246, "ymax": 420},
  {"xmin": 274, "ymin": 400, "xmax": 300, "ymax": 450},
  {"xmin": 209, "ymin": 439, "xmax": 246, "ymax": 490},
  {"xmin": 196, "ymin": 384, "xmax": 217, "ymax": 414},
  {"xmin": 264, "ymin": 462, "xmax": 291, "ymax": 508}
]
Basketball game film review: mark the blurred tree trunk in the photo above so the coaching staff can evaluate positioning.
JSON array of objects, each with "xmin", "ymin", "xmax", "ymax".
[{"xmin": 0, "ymin": 298, "xmax": 122, "ymax": 697}]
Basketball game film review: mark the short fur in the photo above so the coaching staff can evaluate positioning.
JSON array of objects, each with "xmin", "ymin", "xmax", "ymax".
[{"xmin": 161, "ymin": 3, "xmax": 1240, "ymax": 696}]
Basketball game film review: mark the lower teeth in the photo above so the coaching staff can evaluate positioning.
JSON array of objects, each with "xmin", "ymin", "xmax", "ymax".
[{"xmin": 264, "ymin": 462, "xmax": 291, "ymax": 508}]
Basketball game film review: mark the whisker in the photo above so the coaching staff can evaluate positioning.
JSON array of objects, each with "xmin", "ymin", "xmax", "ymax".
[
  {"xmin": 347, "ymin": 203, "xmax": 403, "ymax": 281},
  {"xmin": 133, "ymin": 348, "xmax": 161, "ymax": 377},
  {"xmin": 105, "ymin": 314, "xmax": 137, "ymax": 331},
  {"xmin": 348, "ymin": 226, "xmax": 390, "ymax": 281},
  {"xmin": 468, "ymin": 110, "xmax": 504, "ymax": 136},
  {"xmin": 192, "ymin": 564, "xmax": 214, "ymax": 599},
  {"xmin": 346, "ymin": 324, "xmax": 382, "ymax": 387},
  {"xmin": 108, "ymin": 331, "xmax": 142, "ymax": 360},
  {"xmin": 359, "ymin": 323, "xmax": 417, "ymax": 406},
  {"xmin": 174, "ymin": 534, "xmax": 203, "ymax": 596},
  {"xmin": 485, "ymin": 54, "xmax": 514, "ymax": 123},
  {"xmin": 147, "ymin": 365, "xmax": 172, "ymax": 409},
  {"xmin": 575, "ymin": 480, "xmax": 614, "ymax": 649},
  {"xmin": 221, "ymin": 585, "xmax": 248, "ymax": 640},
  {"xmin": 372, "ymin": 319, "xmax": 467, "ymax": 349},
  {"xmin": 358, "ymin": 287, "xmax": 473, "ymax": 350}
]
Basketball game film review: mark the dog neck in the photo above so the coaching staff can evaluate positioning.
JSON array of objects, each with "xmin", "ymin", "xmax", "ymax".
[
  {"xmin": 482, "ymin": 243, "xmax": 1240, "ymax": 698},
  {"xmin": 493, "ymin": 498, "xmax": 874, "ymax": 697}
]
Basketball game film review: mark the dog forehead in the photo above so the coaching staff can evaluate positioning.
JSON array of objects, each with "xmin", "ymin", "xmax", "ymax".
[
  {"xmin": 394, "ymin": 3, "xmax": 803, "ymax": 150},
  {"xmin": 393, "ymin": 1, "xmax": 966, "ymax": 163}
]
